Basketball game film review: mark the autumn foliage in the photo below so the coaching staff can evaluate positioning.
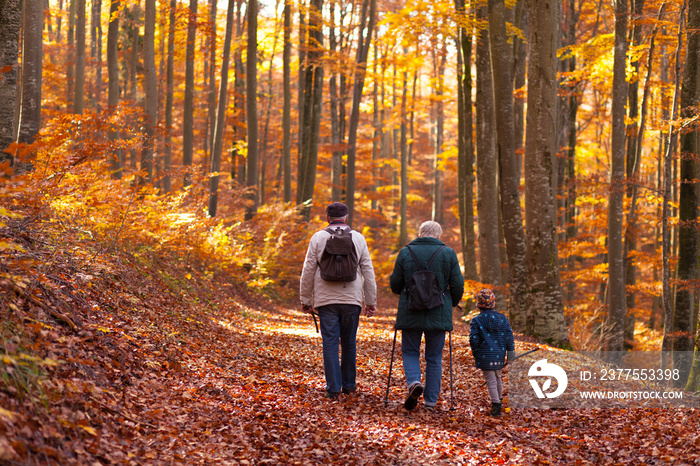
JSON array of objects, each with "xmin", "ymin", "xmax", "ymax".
[{"xmin": 3, "ymin": 0, "xmax": 700, "ymax": 462}]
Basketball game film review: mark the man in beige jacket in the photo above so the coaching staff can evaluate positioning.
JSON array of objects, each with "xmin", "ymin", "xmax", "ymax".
[{"xmin": 300, "ymin": 202, "xmax": 377, "ymax": 399}]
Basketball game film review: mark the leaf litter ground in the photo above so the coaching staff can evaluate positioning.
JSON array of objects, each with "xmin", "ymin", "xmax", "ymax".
[{"xmin": 1, "ymin": 224, "xmax": 699, "ymax": 465}]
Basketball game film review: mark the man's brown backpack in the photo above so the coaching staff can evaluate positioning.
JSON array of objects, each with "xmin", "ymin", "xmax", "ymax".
[{"xmin": 317, "ymin": 226, "xmax": 358, "ymax": 284}]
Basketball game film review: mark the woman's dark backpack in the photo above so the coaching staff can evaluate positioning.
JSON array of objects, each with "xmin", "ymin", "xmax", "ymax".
[
  {"xmin": 404, "ymin": 245, "xmax": 445, "ymax": 312},
  {"xmin": 317, "ymin": 226, "xmax": 358, "ymax": 283}
]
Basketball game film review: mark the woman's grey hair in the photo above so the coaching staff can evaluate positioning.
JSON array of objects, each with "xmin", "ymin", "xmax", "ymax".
[{"xmin": 418, "ymin": 221, "xmax": 442, "ymax": 238}]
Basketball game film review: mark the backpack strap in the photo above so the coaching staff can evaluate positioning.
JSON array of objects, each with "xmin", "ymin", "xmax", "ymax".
[
  {"xmin": 406, "ymin": 244, "xmax": 445, "ymax": 271},
  {"xmin": 324, "ymin": 226, "xmax": 352, "ymax": 236}
]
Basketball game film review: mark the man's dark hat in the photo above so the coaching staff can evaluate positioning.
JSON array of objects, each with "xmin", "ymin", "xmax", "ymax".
[{"xmin": 326, "ymin": 202, "xmax": 349, "ymax": 217}]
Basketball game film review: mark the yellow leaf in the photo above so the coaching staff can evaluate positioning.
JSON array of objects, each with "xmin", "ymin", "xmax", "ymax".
[
  {"xmin": 0, "ymin": 407, "xmax": 16, "ymax": 421},
  {"xmin": 78, "ymin": 425, "xmax": 97, "ymax": 436},
  {"xmin": 185, "ymin": 273, "xmax": 192, "ymax": 279}
]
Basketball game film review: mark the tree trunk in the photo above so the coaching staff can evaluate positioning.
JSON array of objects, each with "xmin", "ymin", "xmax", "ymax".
[
  {"xmin": 162, "ymin": 0, "xmax": 175, "ymax": 192},
  {"xmin": 296, "ymin": 0, "xmax": 306, "ymax": 191},
  {"xmin": 607, "ymin": 0, "xmax": 628, "ymax": 352},
  {"xmin": 258, "ymin": 0, "xmax": 280, "ymax": 206},
  {"xmin": 674, "ymin": 0, "xmax": 700, "ymax": 385},
  {"xmin": 398, "ymin": 66, "xmax": 408, "ymax": 247},
  {"xmin": 207, "ymin": 0, "xmax": 235, "ymax": 217},
  {"xmin": 662, "ymin": 8, "xmax": 684, "ymax": 359},
  {"xmin": 67, "ymin": 0, "xmax": 75, "ymax": 108},
  {"xmin": 204, "ymin": 0, "xmax": 217, "ymax": 173},
  {"xmin": 524, "ymin": 0, "xmax": 568, "ymax": 347},
  {"xmin": 488, "ymin": 0, "xmax": 528, "ymax": 328},
  {"xmin": 432, "ymin": 44, "xmax": 446, "ymax": 224},
  {"xmin": 345, "ymin": 0, "xmax": 376, "ymax": 225},
  {"xmin": 140, "ymin": 0, "xmax": 156, "ymax": 185},
  {"xmin": 563, "ymin": 0, "xmax": 579, "ymax": 302},
  {"xmin": 91, "ymin": 0, "xmax": 102, "ymax": 109},
  {"xmin": 282, "ymin": 0, "xmax": 292, "ymax": 203},
  {"xmin": 232, "ymin": 0, "xmax": 245, "ymax": 184},
  {"xmin": 454, "ymin": 0, "xmax": 477, "ymax": 283},
  {"xmin": 126, "ymin": 2, "xmax": 139, "ymax": 170},
  {"xmin": 296, "ymin": 0, "xmax": 323, "ymax": 220},
  {"xmin": 475, "ymin": 3, "xmax": 500, "ymax": 288},
  {"xmin": 245, "ymin": 0, "xmax": 259, "ymax": 220},
  {"xmin": 107, "ymin": 0, "xmax": 121, "ymax": 178},
  {"xmin": 370, "ymin": 24, "xmax": 379, "ymax": 219},
  {"xmin": 328, "ymin": 1, "xmax": 344, "ymax": 202},
  {"xmin": 18, "ymin": 0, "xmax": 43, "ymax": 149},
  {"xmin": 0, "ymin": 0, "xmax": 22, "ymax": 164},
  {"xmin": 74, "ymin": 0, "xmax": 86, "ymax": 113},
  {"xmin": 183, "ymin": 0, "xmax": 197, "ymax": 187},
  {"xmin": 622, "ymin": 0, "xmax": 646, "ymax": 349},
  {"xmin": 512, "ymin": 0, "xmax": 526, "ymax": 180}
]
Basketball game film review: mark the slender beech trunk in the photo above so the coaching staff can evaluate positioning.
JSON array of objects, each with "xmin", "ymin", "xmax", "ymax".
[
  {"xmin": 607, "ymin": 0, "xmax": 628, "ymax": 352},
  {"xmin": 259, "ymin": 0, "xmax": 281, "ymax": 205},
  {"xmin": 623, "ymin": 0, "xmax": 646, "ymax": 348},
  {"xmin": 432, "ymin": 45, "xmax": 446, "ymax": 224},
  {"xmin": 282, "ymin": 0, "xmax": 292, "ymax": 203},
  {"xmin": 475, "ymin": 3, "xmax": 500, "ymax": 287},
  {"xmin": 232, "ymin": 0, "xmax": 246, "ymax": 183},
  {"xmin": 296, "ymin": 0, "xmax": 323, "ymax": 220},
  {"xmin": 455, "ymin": 0, "xmax": 477, "ymax": 282},
  {"xmin": 18, "ymin": 0, "xmax": 43, "ymax": 148},
  {"xmin": 140, "ymin": 0, "xmax": 156, "ymax": 185},
  {"xmin": 162, "ymin": 0, "xmax": 175, "ymax": 192},
  {"xmin": 662, "ymin": 4, "xmax": 684, "ymax": 370},
  {"xmin": 328, "ymin": 1, "xmax": 343, "ymax": 202},
  {"xmin": 74, "ymin": 0, "xmax": 86, "ymax": 113},
  {"xmin": 398, "ymin": 65, "xmax": 408, "ymax": 247},
  {"xmin": 183, "ymin": 0, "xmax": 197, "ymax": 187},
  {"xmin": 245, "ymin": 0, "xmax": 259, "ymax": 219},
  {"xmin": 107, "ymin": 0, "xmax": 121, "ymax": 178},
  {"xmin": 674, "ymin": 0, "xmax": 699, "ymax": 385},
  {"xmin": 512, "ymin": 0, "xmax": 526, "ymax": 180},
  {"xmin": 67, "ymin": 0, "xmax": 76, "ymax": 108},
  {"xmin": 345, "ymin": 0, "xmax": 376, "ymax": 225},
  {"xmin": 90, "ymin": 0, "xmax": 102, "ymax": 109},
  {"xmin": 208, "ymin": 0, "xmax": 235, "ymax": 217}
]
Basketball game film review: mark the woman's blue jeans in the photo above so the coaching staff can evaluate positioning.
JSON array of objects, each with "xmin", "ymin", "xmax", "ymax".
[
  {"xmin": 317, "ymin": 304, "xmax": 362, "ymax": 394},
  {"xmin": 401, "ymin": 328, "xmax": 446, "ymax": 406}
]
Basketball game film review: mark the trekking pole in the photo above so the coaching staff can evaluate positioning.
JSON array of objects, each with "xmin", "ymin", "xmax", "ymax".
[
  {"xmin": 504, "ymin": 347, "xmax": 539, "ymax": 368},
  {"xmin": 449, "ymin": 331, "xmax": 455, "ymax": 411},
  {"xmin": 312, "ymin": 312, "xmax": 319, "ymax": 333},
  {"xmin": 384, "ymin": 329, "xmax": 398, "ymax": 406}
]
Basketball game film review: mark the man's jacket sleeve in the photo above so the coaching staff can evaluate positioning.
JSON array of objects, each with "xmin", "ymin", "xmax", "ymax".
[{"xmin": 299, "ymin": 233, "xmax": 319, "ymax": 306}]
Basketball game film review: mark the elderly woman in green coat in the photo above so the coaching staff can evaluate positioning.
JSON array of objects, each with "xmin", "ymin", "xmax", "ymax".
[{"xmin": 390, "ymin": 221, "xmax": 464, "ymax": 410}]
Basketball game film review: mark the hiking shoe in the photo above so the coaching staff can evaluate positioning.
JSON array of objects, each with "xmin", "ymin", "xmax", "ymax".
[
  {"xmin": 424, "ymin": 404, "xmax": 436, "ymax": 412},
  {"xmin": 341, "ymin": 384, "xmax": 357, "ymax": 395},
  {"xmin": 324, "ymin": 391, "xmax": 340, "ymax": 400},
  {"xmin": 404, "ymin": 382, "xmax": 423, "ymax": 411}
]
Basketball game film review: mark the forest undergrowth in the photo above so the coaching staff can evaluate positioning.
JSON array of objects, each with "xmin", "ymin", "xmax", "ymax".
[{"xmin": 1, "ymin": 202, "xmax": 700, "ymax": 465}]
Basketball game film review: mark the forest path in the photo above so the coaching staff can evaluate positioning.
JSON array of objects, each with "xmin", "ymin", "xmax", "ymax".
[{"xmin": 1, "ymin": 222, "xmax": 698, "ymax": 464}]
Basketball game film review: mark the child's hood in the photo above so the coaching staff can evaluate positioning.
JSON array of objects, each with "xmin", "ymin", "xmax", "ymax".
[{"xmin": 480, "ymin": 310, "xmax": 504, "ymax": 333}]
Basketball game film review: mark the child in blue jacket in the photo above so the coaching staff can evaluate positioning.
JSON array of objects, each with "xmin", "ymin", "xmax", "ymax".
[{"xmin": 469, "ymin": 289, "xmax": 514, "ymax": 417}]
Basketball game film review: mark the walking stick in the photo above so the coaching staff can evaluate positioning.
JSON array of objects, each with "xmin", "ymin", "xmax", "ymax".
[
  {"xmin": 449, "ymin": 331, "xmax": 455, "ymax": 411},
  {"xmin": 384, "ymin": 329, "xmax": 398, "ymax": 406},
  {"xmin": 312, "ymin": 312, "xmax": 319, "ymax": 333}
]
